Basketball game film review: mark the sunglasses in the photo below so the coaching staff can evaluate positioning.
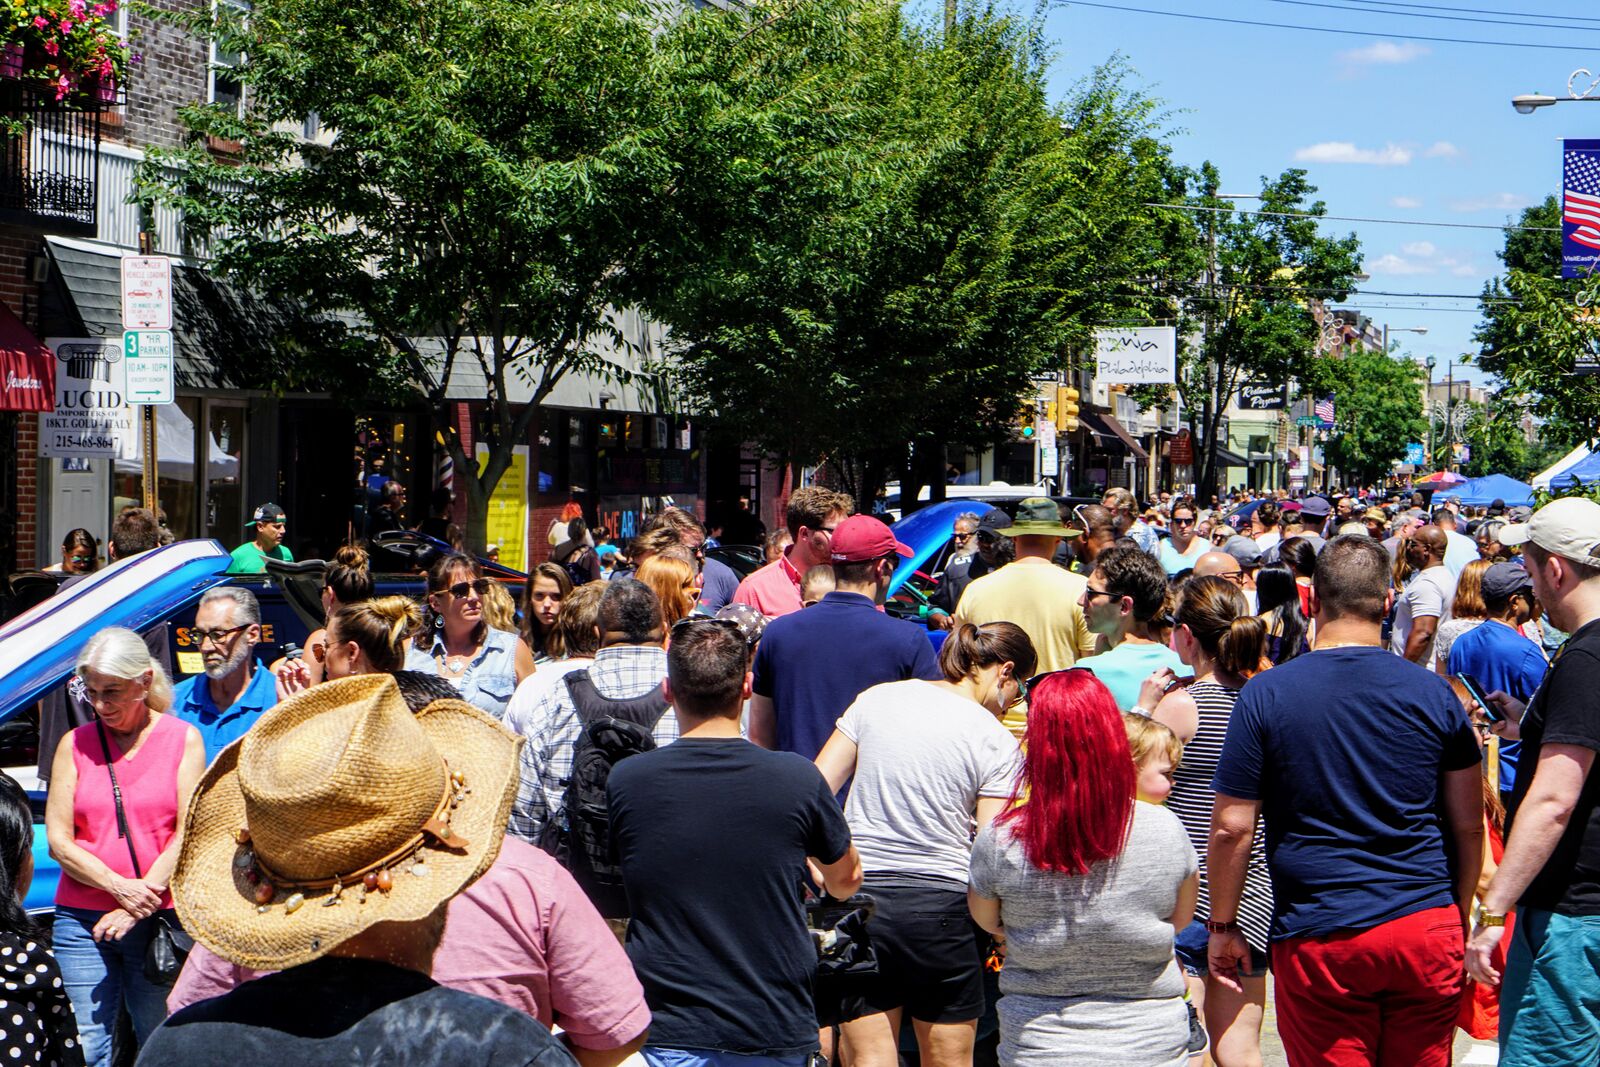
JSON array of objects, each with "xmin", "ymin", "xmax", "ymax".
[
  {"xmin": 1016, "ymin": 666, "xmax": 1096, "ymax": 707},
  {"xmin": 1082, "ymin": 586, "xmax": 1122, "ymax": 601},
  {"xmin": 1171, "ymin": 516, "xmax": 1195, "ymax": 527},
  {"xmin": 671, "ymin": 615, "xmax": 758, "ymax": 649},
  {"xmin": 952, "ymin": 532, "xmax": 973, "ymax": 543},
  {"xmin": 444, "ymin": 579, "xmax": 492, "ymax": 599},
  {"xmin": 67, "ymin": 554, "xmax": 92, "ymax": 564}
]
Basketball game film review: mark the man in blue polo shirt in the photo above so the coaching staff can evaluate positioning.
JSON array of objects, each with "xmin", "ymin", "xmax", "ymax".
[
  {"xmin": 748, "ymin": 514, "xmax": 940, "ymax": 761},
  {"xmin": 1448, "ymin": 561, "xmax": 1546, "ymax": 802},
  {"xmin": 171, "ymin": 586, "xmax": 278, "ymax": 763}
]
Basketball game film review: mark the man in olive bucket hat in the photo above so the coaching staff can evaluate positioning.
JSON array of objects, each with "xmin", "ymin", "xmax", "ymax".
[{"xmin": 139, "ymin": 675, "xmax": 576, "ymax": 1065}]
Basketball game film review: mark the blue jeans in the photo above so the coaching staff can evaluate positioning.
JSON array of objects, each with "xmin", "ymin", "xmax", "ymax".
[
  {"xmin": 1500, "ymin": 907, "xmax": 1600, "ymax": 1066},
  {"xmin": 53, "ymin": 906, "xmax": 173, "ymax": 1067},
  {"xmin": 642, "ymin": 1049, "xmax": 812, "ymax": 1067}
]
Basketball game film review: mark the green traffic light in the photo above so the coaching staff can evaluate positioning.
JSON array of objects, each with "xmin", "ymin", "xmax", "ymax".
[{"xmin": 1021, "ymin": 426, "xmax": 1035, "ymax": 438}]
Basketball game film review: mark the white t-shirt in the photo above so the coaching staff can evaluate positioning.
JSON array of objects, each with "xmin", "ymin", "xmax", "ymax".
[
  {"xmin": 837, "ymin": 679, "xmax": 1021, "ymax": 885},
  {"xmin": 502, "ymin": 657, "xmax": 595, "ymax": 731},
  {"xmin": 1389, "ymin": 566, "xmax": 1456, "ymax": 669}
]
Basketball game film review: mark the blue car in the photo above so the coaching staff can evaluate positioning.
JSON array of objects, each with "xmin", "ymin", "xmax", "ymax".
[{"xmin": 0, "ymin": 533, "xmax": 523, "ymax": 918}]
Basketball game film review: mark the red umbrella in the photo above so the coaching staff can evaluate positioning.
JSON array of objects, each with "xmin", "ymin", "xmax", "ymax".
[{"xmin": 1415, "ymin": 470, "xmax": 1468, "ymax": 488}]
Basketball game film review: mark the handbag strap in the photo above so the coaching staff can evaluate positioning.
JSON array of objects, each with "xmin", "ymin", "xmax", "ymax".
[{"xmin": 94, "ymin": 720, "xmax": 143, "ymax": 879}]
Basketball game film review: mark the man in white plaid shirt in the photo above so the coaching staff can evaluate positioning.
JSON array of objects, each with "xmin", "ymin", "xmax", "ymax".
[{"xmin": 506, "ymin": 579, "xmax": 679, "ymax": 844}]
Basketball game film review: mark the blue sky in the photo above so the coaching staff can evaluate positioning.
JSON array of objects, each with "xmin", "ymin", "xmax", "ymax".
[{"xmin": 1039, "ymin": 0, "xmax": 1600, "ymax": 386}]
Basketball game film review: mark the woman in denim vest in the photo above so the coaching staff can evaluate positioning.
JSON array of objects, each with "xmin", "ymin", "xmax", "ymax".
[{"xmin": 404, "ymin": 552, "xmax": 535, "ymax": 718}]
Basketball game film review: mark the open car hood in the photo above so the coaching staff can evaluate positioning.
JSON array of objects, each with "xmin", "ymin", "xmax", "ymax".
[
  {"xmin": 888, "ymin": 501, "xmax": 1000, "ymax": 597},
  {"xmin": 0, "ymin": 540, "xmax": 232, "ymax": 723}
]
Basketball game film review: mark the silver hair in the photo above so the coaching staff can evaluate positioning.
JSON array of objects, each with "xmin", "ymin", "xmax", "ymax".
[
  {"xmin": 198, "ymin": 586, "xmax": 262, "ymax": 628},
  {"xmin": 75, "ymin": 627, "xmax": 173, "ymax": 714},
  {"xmin": 955, "ymin": 511, "xmax": 982, "ymax": 530}
]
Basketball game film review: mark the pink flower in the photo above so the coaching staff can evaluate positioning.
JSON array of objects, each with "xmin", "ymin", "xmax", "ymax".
[
  {"xmin": 98, "ymin": 57, "xmax": 111, "ymax": 75},
  {"xmin": 31, "ymin": 15, "xmax": 46, "ymax": 28},
  {"xmin": 42, "ymin": 39, "xmax": 57, "ymax": 55},
  {"xmin": 58, "ymin": 18, "xmax": 72, "ymax": 33},
  {"xmin": 67, "ymin": 0, "xmax": 84, "ymax": 18},
  {"xmin": 54, "ymin": 73, "xmax": 70, "ymax": 99}
]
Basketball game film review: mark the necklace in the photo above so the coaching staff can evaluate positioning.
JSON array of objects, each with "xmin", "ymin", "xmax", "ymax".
[{"xmin": 445, "ymin": 656, "xmax": 469, "ymax": 674}]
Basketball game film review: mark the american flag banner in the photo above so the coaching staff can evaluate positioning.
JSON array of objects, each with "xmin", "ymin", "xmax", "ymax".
[
  {"xmin": 1314, "ymin": 396, "xmax": 1336, "ymax": 425},
  {"xmin": 1564, "ymin": 139, "xmax": 1600, "ymax": 278}
]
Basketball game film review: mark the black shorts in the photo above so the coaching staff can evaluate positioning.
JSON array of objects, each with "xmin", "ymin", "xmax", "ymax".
[{"xmin": 843, "ymin": 875, "xmax": 986, "ymax": 1024}]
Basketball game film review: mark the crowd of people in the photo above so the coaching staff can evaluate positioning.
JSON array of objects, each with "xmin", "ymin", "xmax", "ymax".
[{"xmin": 11, "ymin": 479, "xmax": 1600, "ymax": 1067}]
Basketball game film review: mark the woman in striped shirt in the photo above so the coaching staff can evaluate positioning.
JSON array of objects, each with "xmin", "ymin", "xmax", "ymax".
[{"xmin": 1166, "ymin": 576, "xmax": 1274, "ymax": 1067}]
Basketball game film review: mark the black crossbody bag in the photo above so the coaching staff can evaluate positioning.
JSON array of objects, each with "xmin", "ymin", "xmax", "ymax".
[{"xmin": 95, "ymin": 721, "xmax": 193, "ymax": 986}]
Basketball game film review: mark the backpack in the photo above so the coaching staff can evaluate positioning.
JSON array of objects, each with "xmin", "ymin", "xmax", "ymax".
[
  {"xmin": 540, "ymin": 670, "xmax": 670, "ymax": 918},
  {"xmin": 560, "ymin": 547, "xmax": 593, "ymax": 589}
]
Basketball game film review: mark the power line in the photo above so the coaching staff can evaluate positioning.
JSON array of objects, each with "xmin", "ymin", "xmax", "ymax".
[
  {"xmin": 1328, "ymin": 303, "xmax": 1492, "ymax": 312},
  {"xmin": 1057, "ymin": 1, "xmax": 1597, "ymax": 51},
  {"xmin": 1264, "ymin": 0, "xmax": 1600, "ymax": 35},
  {"xmin": 1338, "ymin": 0, "xmax": 1600, "ymax": 29},
  {"xmin": 1148, "ymin": 201, "xmax": 1561, "ymax": 233}
]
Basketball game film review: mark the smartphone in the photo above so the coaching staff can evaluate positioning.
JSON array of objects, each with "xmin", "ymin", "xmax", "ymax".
[{"xmin": 1456, "ymin": 673, "xmax": 1503, "ymax": 723}]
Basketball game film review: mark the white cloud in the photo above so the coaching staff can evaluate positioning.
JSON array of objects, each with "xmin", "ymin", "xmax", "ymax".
[
  {"xmin": 1292, "ymin": 141, "xmax": 1413, "ymax": 166},
  {"xmin": 1447, "ymin": 192, "xmax": 1529, "ymax": 213},
  {"xmin": 1424, "ymin": 141, "xmax": 1460, "ymax": 159},
  {"xmin": 1391, "ymin": 196, "xmax": 1423, "ymax": 209},
  {"xmin": 1369, "ymin": 244, "xmax": 1480, "ymax": 278},
  {"xmin": 1337, "ymin": 41, "xmax": 1430, "ymax": 65}
]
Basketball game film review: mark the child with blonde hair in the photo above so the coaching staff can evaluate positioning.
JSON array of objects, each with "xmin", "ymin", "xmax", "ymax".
[{"xmin": 1124, "ymin": 710, "xmax": 1184, "ymax": 805}]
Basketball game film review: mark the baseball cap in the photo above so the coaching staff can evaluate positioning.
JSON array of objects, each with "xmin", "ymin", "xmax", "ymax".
[
  {"xmin": 829, "ymin": 514, "xmax": 912, "ymax": 563},
  {"xmin": 1481, "ymin": 562, "xmax": 1534, "ymax": 602},
  {"xmin": 1299, "ymin": 496, "xmax": 1332, "ymax": 519},
  {"xmin": 247, "ymin": 503, "xmax": 287, "ymax": 527},
  {"xmin": 975, "ymin": 510, "xmax": 1010, "ymax": 537},
  {"xmin": 1499, "ymin": 497, "xmax": 1600, "ymax": 564},
  {"xmin": 1222, "ymin": 535, "xmax": 1262, "ymax": 568},
  {"xmin": 1508, "ymin": 505, "xmax": 1533, "ymax": 523}
]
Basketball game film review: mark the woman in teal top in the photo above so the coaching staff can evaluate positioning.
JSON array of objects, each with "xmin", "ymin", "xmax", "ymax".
[{"xmin": 1156, "ymin": 498, "xmax": 1207, "ymax": 576}]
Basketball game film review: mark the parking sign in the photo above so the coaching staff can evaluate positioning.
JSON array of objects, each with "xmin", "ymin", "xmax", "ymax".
[
  {"xmin": 121, "ymin": 256, "xmax": 172, "ymax": 330},
  {"xmin": 123, "ymin": 330, "xmax": 174, "ymax": 404}
]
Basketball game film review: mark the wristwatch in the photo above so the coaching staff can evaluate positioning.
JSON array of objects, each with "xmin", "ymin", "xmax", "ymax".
[
  {"xmin": 1477, "ymin": 910, "xmax": 1507, "ymax": 928},
  {"xmin": 1203, "ymin": 919, "xmax": 1240, "ymax": 934}
]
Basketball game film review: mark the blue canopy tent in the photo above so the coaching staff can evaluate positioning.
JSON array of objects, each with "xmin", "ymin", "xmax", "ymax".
[
  {"xmin": 1453, "ymin": 474, "xmax": 1535, "ymax": 508},
  {"xmin": 1553, "ymin": 452, "xmax": 1600, "ymax": 490}
]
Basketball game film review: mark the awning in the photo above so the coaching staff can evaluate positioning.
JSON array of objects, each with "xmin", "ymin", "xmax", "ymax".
[
  {"xmin": 1214, "ymin": 444, "xmax": 1251, "ymax": 468},
  {"xmin": 1081, "ymin": 410, "xmax": 1149, "ymax": 462},
  {"xmin": 0, "ymin": 303, "xmax": 53, "ymax": 411}
]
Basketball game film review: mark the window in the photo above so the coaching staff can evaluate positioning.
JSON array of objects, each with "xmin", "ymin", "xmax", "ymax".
[{"xmin": 209, "ymin": 0, "xmax": 249, "ymax": 115}]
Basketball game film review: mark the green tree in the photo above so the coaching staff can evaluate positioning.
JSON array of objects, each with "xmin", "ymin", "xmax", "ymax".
[
  {"xmin": 1169, "ymin": 166, "xmax": 1363, "ymax": 500},
  {"xmin": 647, "ymin": 12, "xmax": 1187, "ymax": 507},
  {"xmin": 137, "ymin": 0, "xmax": 677, "ymax": 550},
  {"xmin": 1456, "ymin": 401, "xmax": 1534, "ymax": 479},
  {"xmin": 1303, "ymin": 346, "xmax": 1426, "ymax": 485}
]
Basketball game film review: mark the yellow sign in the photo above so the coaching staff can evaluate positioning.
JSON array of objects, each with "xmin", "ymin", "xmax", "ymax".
[{"xmin": 477, "ymin": 445, "xmax": 529, "ymax": 571}]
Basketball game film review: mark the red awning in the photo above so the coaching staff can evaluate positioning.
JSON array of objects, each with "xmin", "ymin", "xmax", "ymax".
[{"xmin": 0, "ymin": 303, "xmax": 53, "ymax": 412}]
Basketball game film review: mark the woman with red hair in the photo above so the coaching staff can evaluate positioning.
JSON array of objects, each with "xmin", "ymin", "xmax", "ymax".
[{"xmin": 968, "ymin": 670, "xmax": 1199, "ymax": 1066}]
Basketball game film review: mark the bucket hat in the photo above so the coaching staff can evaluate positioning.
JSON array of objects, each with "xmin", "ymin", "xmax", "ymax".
[
  {"xmin": 998, "ymin": 498, "xmax": 1078, "ymax": 539},
  {"xmin": 172, "ymin": 674, "xmax": 521, "ymax": 971}
]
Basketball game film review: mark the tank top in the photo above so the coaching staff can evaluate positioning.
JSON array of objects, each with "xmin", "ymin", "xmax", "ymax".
[{"xmin": 57, "ymin": 712, "xmax": 190, "ymax": 912}]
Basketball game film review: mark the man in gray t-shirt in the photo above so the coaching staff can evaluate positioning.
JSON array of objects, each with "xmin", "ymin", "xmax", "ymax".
[{"xmin": 1391, "ymin": 526, "xmax": 1456, "ymax": 669}]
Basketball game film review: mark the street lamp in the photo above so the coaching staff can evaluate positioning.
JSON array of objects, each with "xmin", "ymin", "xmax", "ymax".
[
  {"xmin": 1383, "ymin": 324, "xmax": 1427, "ymax": 354},
  {"xmin": 1511, "ymin": 70, "xmax": 1600, "ymax": 114},
  {"xmin": 1424, "ymin": 355, "xmax": 1437, "ymax": 468}
]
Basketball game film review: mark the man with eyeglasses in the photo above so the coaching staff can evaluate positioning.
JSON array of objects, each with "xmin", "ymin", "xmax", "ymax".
[
  {"xmin": 731, "ymin": 487, "xmax": 854, "ymax": 618},
  {"xmin": 227, "ymin": 503, "xmax": 295, "ymax": 575},
  {"xmin": 928, "ymin": 510, "xmax": 1009, "ymax": 627},
  {"xmin": 170, "ymin": 586, "xmax": 277, "ymax": 763}
]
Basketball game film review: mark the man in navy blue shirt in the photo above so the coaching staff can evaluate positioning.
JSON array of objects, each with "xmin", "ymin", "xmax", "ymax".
[
  {"xmin": 1448, "ymin": 561, "xmax": 1546, "ymax": 802},
  {"xmin": 1208, "ymin": 535, "xmax": 1483, "ymax": 1067},
  {"xmin": 749, "ymin": 514, "xmax": 941, "ymax": 761}
]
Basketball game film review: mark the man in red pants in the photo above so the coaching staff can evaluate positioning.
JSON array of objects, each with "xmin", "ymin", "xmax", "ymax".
[{"xmin": 1207, "ymin": 535, "xmax": 1484, "ymax": 1066}]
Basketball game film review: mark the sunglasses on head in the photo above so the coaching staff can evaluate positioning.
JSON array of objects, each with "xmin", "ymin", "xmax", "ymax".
[
  {"xmin": 445, "ymin": 579, "xmax": 492, "ymax": 599},
  {"xmin": 1015, "ymin": 666, "xmax": 1096, "ymax": 708},
  {"xmin": 671, "ymin": 615, "xmax": 758, "ymax": 649}
]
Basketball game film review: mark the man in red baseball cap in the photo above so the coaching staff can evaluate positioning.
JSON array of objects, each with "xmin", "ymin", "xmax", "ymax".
[{"xmin": 748, "ymin": 514, "xmax": 940, "ymax": 762}]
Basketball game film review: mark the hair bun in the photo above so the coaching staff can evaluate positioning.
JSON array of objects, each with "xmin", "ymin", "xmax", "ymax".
[{"xmin": 334, "ymin": 543, "xmax": 370, "ymax": 570}]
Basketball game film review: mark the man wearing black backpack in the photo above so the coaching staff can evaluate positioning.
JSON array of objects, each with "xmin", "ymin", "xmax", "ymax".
[
  {"xmin": 507, "ymin": 579, "xmax": 676, "ymax": 917},
  {"xmin": 608, "ymin": 617, "xmax": 862, "ymax": 1067}
]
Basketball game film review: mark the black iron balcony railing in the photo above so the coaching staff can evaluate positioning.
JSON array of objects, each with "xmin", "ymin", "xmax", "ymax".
[{"xmin": 0, "ymin": 78, "xmax": 102, "ymax": 236}]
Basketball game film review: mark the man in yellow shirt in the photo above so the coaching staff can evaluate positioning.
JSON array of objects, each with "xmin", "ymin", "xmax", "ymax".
[{"xmin": 953, "ymin": 497, "xmax": 1096, "ymax": 676}]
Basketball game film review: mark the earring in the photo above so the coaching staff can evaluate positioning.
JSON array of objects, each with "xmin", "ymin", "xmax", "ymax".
[{"xmin": 434, "ymin": 613, "xmax": 444, "ymax": 631}]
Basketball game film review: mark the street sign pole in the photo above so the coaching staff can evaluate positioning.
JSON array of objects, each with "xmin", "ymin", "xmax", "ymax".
[
  {"xmin": 121, "ymin": 252, "xmax": 173, "ymax": 515},
  {"xmin": 141, "ymin": 405, "xmax": 157, "ymax": 511}
]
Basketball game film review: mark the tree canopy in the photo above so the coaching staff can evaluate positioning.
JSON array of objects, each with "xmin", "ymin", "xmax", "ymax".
[{"xmin": 1301, "ymin": 346, "xmax": 1425, "ymax": 485}]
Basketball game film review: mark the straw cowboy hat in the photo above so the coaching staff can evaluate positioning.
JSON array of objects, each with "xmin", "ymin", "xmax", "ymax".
[{"xmin": 172, "ymin": 674, "xmax": 521, "ymax": 971}]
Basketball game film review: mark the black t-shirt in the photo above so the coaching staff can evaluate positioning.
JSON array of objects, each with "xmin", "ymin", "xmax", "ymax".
[
  {"xmin": 1507, "ymin": 618, "xmax": 1600, "ymax": 914},
  {"xmin": 607, "ymin": 738, "xmax": 851, "ymax": 1054},
  {"xmin": 139, "ymin": 957, "xmax": 573, "ymax": 1066}
]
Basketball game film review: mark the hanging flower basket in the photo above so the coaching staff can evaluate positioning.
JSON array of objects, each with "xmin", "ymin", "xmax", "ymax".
[
  {"xmin": 87, "ymin": 74, "xmax": 115, "ymax": 106},
  {"xmin": 0, "ymin": 43, "xmax": 23, "ymax": 80}
]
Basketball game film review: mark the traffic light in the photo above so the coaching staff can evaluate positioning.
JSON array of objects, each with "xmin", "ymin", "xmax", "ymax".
[
  {"xmin": 1016, "ymin": 400, "xmax": 1040, "ymax": 441},
  {"xmin": 1058, "ymin": 387, "xmax": 1081, "ymax": 432}
]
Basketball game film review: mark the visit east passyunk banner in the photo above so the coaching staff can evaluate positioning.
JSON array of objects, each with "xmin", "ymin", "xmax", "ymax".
[
  {"xmin": 1093, "ymin": 326, "xmax": 1176, "ymax": 385},
  {"xmin": 1563, "ymin": 139, "xmax": 1600, "ymax": 279}
]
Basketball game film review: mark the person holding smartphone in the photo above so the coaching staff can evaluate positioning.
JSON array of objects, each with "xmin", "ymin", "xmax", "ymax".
[{"xmin": 1447, "ymin": 562, "xmax": 1546, "ymax": 806}]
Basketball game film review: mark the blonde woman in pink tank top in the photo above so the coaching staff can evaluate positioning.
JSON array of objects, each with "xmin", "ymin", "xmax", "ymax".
[{"xmin": 44, "ymin": 628, "xmax": 205, "ymax": 1067}]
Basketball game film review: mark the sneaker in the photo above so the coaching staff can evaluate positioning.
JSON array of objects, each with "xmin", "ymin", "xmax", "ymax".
[{"xmin": 1186, "ymin": 999, "xmax": 1208, "ymax": 1055}]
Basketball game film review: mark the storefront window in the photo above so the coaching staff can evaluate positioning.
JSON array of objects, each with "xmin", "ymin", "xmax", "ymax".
[
  {"xmin": 113, "ymin": 397, "xmax": 200, "ymax": 538},
  {"xmin": 204, "ymin": 402, "xmax": 246, "ymax": 543}
]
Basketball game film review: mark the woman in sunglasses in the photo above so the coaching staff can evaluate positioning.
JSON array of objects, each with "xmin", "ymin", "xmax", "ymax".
[
  {"xmin": 813, "ymin": 622, "xmax": 1036, "ymax": 1067},
  {"xmin": 44, "ymin": 528, "xmax": 99, "ymax": 575},
  {"xmin": 968, "ymin": 669, "xmax": 1198, "ymax": 1067},
  {"xmin": 1158, "ymin": 498, "xmax": 1208, "ymax": 577},
  {"xmin": 403, "ymin": 552, "xmax": 535, "ymax": 719}
]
